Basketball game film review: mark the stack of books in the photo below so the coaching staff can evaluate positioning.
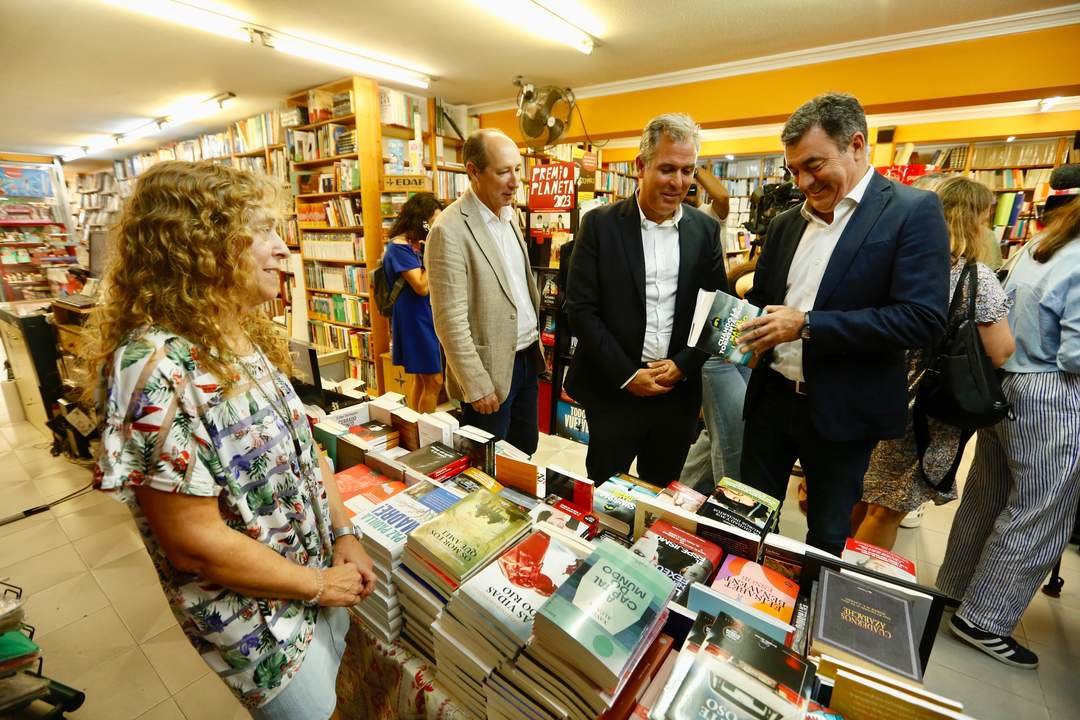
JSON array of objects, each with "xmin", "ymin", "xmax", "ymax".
[
  {"xmin": 630, "ymin": 518, "xmax": 724, "ymax": 609},
  {"xmin": 488, "ymin": 539, "xmax": 676, "ymax": 720},
  {"xmin": 592, "ymin": 474, "xmax": 664, "ymax": 541},
  {"xmin": 401, "ymin": 490, "xmax": 531, "ymax": 663},
  {"xmin": 435, "ymin": 529, "xmax": 592, "ymax": 717},
  {"xmin": 354, "ymin": 480, "xmax": 465, "ymax": 642},
  {"xmin": 688, "ymin": 555, "xmax": 801, "ymax": 644},
  {"xmin": 334, "ymin": 461, "xmax": 406, "ymax": 520},
  {"xmin": 452, "ymin": 425, "xmax": 497, "ymax": 475},
  {"xmin": 397, "ymin": 441, "xmax": 469, "ymax": 484}
]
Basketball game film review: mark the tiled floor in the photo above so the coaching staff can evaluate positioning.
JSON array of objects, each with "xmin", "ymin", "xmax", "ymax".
[{"xmin": 2, "ymin": 415, "xmax": 1078, "ymax": 719}]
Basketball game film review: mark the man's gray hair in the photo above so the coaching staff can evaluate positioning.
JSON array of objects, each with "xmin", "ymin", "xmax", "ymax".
[
  {"xmin": 463, "ymin": 128, "xmax": 514, "ymax": 172},
  {"xmin": 781, "ymin": 93, "xmax": 868, "ymax": 150},
  {"xmin": 639, "ymin": 113, "xmax": 701, "ymax": 166}
]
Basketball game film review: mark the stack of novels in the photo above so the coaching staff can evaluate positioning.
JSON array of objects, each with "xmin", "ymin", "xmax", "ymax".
[
  {"xmin": 355, "ymin": 480, "xmax": 466, "ymax": 642},
  {"xmin": 630, "ymin": 519, "xmax": 723, "ymax": 608},
  {"xmin": 397, "ymin": 441, "xmax": 469, "ymax": 483},
  {"xmin": 592, "ymin": 474, "xmax": 664, "ymax": 540},
  {"xmin": 489, "ymin": 539, "xmax": 675, "ymax": 720},
  {"xmin": 400, "ymin": 490, "xmax": 531, "ymax": 659},
  {"xmin": 452, "ymin": 425, "xmax": 497, "ymax": 475},
  {"xmin": 390, "ymin": 406, "xmax": 423, "ymax": 451},
  {"xmin": 435, "ymin": 529, "xmax": 592, "ymax": 717},
  {"xmin": 417, "ymin": 411, "xmax": 460, "ymax": 447},
  {"xmin": 346, "ymin": 419, "xmax": 399, "ymax": 453},
  {"xmin": 688, "ymin": 555, "xmax": 800, "ymax": 644}
]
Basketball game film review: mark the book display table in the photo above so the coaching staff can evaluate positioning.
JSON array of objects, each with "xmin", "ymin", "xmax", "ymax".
[{"xmin": 337, "ymin": 611, "xmax": 465, "ymax": 720}]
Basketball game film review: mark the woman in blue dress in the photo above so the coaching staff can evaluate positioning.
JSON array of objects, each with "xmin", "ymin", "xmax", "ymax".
[{"xmin": 382, "ymin": 192, "xmax": 445, "ymax": 412}]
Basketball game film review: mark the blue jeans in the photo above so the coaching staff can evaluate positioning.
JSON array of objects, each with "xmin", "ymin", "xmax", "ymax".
[
  {"xmin": 680, "ymin": 359, "xmax": 751, "ymax": 493},
  {"xmin": 460, "ymin": 350, "xmax": 540, "ymax": 455}
]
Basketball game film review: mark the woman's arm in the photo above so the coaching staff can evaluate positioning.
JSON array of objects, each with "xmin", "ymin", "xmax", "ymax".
[
  {"xmin": 318, "ymin": 454, "xmax": 376, "ymax": 592},
  {"xmin": 401, "ymin": 267, "xmax": 428, "ymax": 296},
  {"xmin": 978, "ymin": 318, "xmax": 1015, "ymax": 368},
  {"xmin": 134, "ymin": 486, "xmax": 367, "ymax": 605}
]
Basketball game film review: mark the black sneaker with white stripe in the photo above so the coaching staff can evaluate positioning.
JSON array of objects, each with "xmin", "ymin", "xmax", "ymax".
[{"xmin": 949, "ymin": 614, "xmax": 1039, "ymax": 668}]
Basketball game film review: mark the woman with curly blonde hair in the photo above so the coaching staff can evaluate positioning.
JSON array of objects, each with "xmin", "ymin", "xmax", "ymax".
[{"xmin": 86, "ymin": 161, "xmax": 374, "ymax": 719}]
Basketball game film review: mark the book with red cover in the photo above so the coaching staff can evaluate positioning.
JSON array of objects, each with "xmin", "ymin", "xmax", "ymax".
[
  {"xmin": 841, "ymin": 538, "xmax": 917, "ymax": 582},
  {"xmin": 631, "ymin": 519, "xmax": 724, "ymax": 606},
  {"xmin": 545, "ymin": 464, "xmax": 594, "ymax": 514},
  {"xmin": 710, "ymin": 555, "xmax": 799, "ymax": 624},
  {"xmin": 349, "ymin": 420, "xmax": 399, "ymax": 449},
  {"xmin": 335, "ymin": 463, "xmax": 407, "ymax": 519},
  {"xmin": 533, "ymin": 495, "xmax": 600, "ymax": 538}
]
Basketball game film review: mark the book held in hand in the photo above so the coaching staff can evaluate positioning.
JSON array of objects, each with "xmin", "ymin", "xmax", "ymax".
[{"xmin": 687, "ymin": 289, "xmax": 764, "ymax": 366}]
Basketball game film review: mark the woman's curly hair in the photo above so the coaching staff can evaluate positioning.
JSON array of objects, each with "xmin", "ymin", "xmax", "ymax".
[{"xmin": 81, "ymin": 160, "xmax": 290, "ymax": 401}]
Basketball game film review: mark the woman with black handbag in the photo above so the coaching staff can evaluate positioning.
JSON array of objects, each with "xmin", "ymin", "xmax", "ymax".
[
  {"xmin": 851, "ymin": 177, "xmax": 1014, "ymax": 551},
  {"xmin": 937, "ymin": 168, "xmax": 1080, "ymax": 669}
]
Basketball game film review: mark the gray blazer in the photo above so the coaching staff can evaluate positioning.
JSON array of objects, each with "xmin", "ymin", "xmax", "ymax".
[{"xmin": 427, "ymin": 188, "xmax": 542, "ymax": 404}]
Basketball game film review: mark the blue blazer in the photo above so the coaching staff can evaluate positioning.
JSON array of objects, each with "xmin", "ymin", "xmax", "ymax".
[{"xmin": 745, "ymin": 172, "xmax": 950, "ymax": 442}]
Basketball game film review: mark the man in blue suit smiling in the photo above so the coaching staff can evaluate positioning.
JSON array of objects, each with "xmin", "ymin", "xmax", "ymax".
[{"xmin": 738, "ymin": 93, "xmax": 949, "ymax": 555}]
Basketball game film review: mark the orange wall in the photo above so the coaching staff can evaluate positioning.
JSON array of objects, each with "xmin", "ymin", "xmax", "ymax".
[{"xmin": 482, "ymin": 25, "xmax": 1080, "ymax": 143}]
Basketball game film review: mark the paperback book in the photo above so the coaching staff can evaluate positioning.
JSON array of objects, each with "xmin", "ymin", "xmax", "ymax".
[
  {"xmin": 696, "ymin": 477, "xmax": 779, "ymax": 535},
  {"xmin": 686, "ymin": 289, "xmax": 765, "ymax": 366},
  {"xmin": 630, "ymin": 518, "xmax": 723, "ymax": 606}
]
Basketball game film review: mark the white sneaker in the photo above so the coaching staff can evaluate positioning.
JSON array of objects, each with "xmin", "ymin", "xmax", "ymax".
[{"xmin": 900, "ymin": 504, "xmax": 925, "ymax": 528}]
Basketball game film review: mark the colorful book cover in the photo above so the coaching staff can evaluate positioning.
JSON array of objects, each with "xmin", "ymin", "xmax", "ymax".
[
  {"xmin": 710, "ymin": 556, "xmax": 799, "ymax": 624},
  {"xmin": 460, "ymin": 530, "xmax": 586, "ymax": 643},
  {"xmin": 335, "ymin": 463, "xmax": 406, "ymax": 518},
  {"xmin": 686, "ymin": 290, "xmax": 765, "ymax": 367},
  {"xmin": 841, "ymin": 539, "xmax": 917, "ymax": 582},
  {"xmin": 357, "ymin": 480, "xmax": 462, "ymax": 557},
  {"xmin": 408, "ymin": 489, "xmax": 531, "ymax": 581},
  {"xmin": 532, "ymin": 496, "xmax": 599, "ymax": 538},
  {"xmin": 631, "ymin": 519, "xmax": 723, "ymax": 606},
  {"xmin": 594, "ymin": 475, "xmax": 664, "ymax": 537},
  {"xmin": 697, "ymin": 477, "xmax": 779, "ymax": 535},
  {"xmin": 535, "ymin": 538, "xmax": 675, "ymax": 683},
  {"xmin": 667, "ymin": 648, "xmax": 803, "ymax": 720},
  {"xmin": 350, "ymin": 420, "xmax": 399, "ymax": 447}
]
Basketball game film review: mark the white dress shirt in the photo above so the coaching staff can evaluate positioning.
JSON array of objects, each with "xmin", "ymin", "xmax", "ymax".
[
  {"xmin": 473, "ymin": 190, "xmax": 538, "ymax": 351},
  {"xmin": 771, "ymin": 166, "xmax": 875, "ymax": 382},
  {"xmin": 622, "ymin": 200, "xmax": 682, "ymax": 387}
]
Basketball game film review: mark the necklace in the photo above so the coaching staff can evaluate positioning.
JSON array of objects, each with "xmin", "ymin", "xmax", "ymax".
[{"xmin": 238, "ymin": 350, "xmax": 305, "ymax": 467}]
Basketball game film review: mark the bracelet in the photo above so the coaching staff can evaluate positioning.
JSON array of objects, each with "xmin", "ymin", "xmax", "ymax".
[{"xmin": 305, "ymin": 567, "xmax": 325, "ymax": 607}]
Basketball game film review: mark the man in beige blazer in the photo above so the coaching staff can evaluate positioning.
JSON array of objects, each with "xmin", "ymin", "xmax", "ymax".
[{"xmin": 427, "ymin": 129, "xmax": 544, "ymax": 454}]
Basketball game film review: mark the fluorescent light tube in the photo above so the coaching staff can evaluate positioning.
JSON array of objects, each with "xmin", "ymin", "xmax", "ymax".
[
  {"xmin": 267, "ymin": 35, "xmax": 430, "ymax": 89},
  {"xmin": 100, "ymin": 0, "xmax": 251, "ymax": 43},
  {"xmin": 471, "ymin": 0, "xmax": 596, "ymax": 54}
]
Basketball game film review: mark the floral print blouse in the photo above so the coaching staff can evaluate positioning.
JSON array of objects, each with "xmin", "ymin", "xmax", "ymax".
[{"xmin": 96, "ymin": 328, "xmax": 332, "ymax": 708}]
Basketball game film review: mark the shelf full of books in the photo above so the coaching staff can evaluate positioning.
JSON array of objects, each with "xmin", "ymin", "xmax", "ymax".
[
  {"xmin": 0, "ymin": 159, "xmax": 74, "ymax": 302},
  {"xmin": 316, "ymin": 391, "xmax": 964, "ymax": 720}
]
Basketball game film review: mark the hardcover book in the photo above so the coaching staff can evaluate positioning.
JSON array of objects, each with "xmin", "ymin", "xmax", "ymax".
[
  {"xmin": 710, "ymin": 555, "xmax": 799, "ymax": 624},
  {"xmin": 407, "ymin": 489, "xmax": 531, "ymax": 582},
  {"xmin": 686, "ymin": 289, "xmax": 765, "ymax": 367},
  {"xmin": 630, "ymin": 519, "xmax": 723, "ymax": 606},
  {"xmin": 533, "ymin": 538, "xmax": 675, "ymax": 691},
  {"xmin": 811, "ymin": 568, "xmax": 921, "ymax": 682}
]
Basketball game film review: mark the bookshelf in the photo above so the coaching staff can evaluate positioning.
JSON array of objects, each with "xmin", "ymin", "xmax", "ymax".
[
  {"xmin": 893, "ymin": 134, "xmax": 1071, "ymax": 247},
  {"xmin": 0, "ymin": 157, "xmax": 75, "ymax": 302}
]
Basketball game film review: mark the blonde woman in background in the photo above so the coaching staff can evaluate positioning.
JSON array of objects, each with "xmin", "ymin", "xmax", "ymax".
[
  {"xmin": 851, "ymin": 176, "xmax": 1014, "ymax": 550},
  {"xmin": 84, "ymin": 161, "xmax": 375, "ymax": 719}
]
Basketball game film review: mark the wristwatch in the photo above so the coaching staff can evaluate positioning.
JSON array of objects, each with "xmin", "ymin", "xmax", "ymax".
[
  {"xmin": 799, "ymin": 312, "xmax": 811, "ymax": 342},
  {"xmin": 332, "ymin": 525, "xmax": 358, "ymax": 542}
]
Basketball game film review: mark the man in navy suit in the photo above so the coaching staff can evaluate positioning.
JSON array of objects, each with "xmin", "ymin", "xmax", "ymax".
[
  {"xmin": 738, "ymin": 93, "xmax": 949, "ymax": 555},
  {"xmin": 565, "ymin": 113, "xmax": 728, "ymax": 484}
]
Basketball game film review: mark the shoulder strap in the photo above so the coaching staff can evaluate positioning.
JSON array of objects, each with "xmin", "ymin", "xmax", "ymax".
[{"xmin": 964, "ymin": 260, "xmax": 978, "ymax": 323}]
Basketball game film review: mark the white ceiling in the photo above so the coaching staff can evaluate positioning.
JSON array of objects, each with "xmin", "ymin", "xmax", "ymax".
[{"xmin": 1, "ymin": 0, "xmax": 1075, "ymax": 162}]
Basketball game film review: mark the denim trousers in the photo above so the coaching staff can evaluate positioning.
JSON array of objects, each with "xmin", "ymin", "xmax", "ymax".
[{"xmin": 679, "ymin": 358, "xmax": 752, "ymax": 493}]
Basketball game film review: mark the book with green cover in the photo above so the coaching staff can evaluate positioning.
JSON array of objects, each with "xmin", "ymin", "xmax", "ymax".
[
  {"xmin": 533, "ymin": 538, "xmax": 675, "ymax": 690},
  {"xmin": 687, "ymin": 289, "xmax": 764, "ymax": 367},
  {"xmin": 407, "ymin": 489, "xmax": 531, "ymax": 581}
]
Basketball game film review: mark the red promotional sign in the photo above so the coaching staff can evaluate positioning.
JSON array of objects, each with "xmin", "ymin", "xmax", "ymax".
[{"xmin": 528, "ymin": 161, "xmax": 576, "ymax": 211}]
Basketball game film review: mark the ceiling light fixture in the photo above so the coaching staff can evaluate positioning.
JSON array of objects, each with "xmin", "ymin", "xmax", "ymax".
[
  {"xmin": 100, "ymin": 0, "xmax": 430, "ymax": 88},
  {"xmin": 1038, "ymin": 96, "xmax": 1062, "ymax": 112},
  {"xmin": 61, "ymin": 92, "xmax": 235, "ymax": 162},
  {"xmin": 470, "ymin": 0, "xmax": 597, "ymax": 55},
  {"xmin": 1006, "ymin": 136, "xmax": 1016, "ymax": 142},
  {"xmin": 724, "ymin": 154, "xmax": 736, "ymax": 160}
]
